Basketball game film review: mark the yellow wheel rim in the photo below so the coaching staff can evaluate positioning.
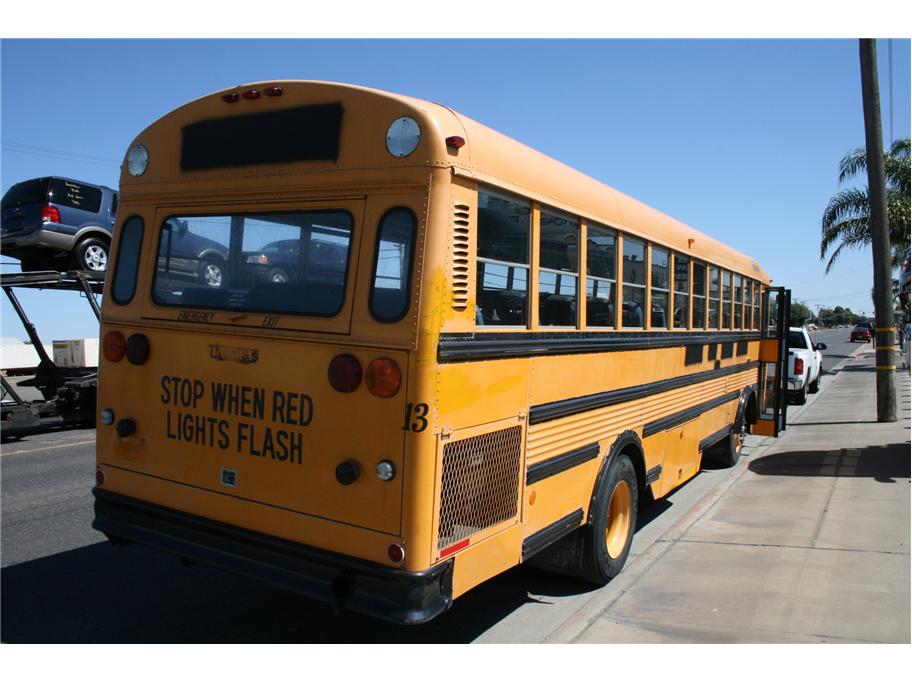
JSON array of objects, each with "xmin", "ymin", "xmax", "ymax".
[{"xmin": 605, "ymin": 480, "xmax": 632, "ymax": 559}]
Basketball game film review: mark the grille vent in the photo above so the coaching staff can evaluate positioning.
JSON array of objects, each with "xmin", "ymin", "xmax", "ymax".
[
  {"xmin": 437, "ymin": 425, "xmax": 522, "ymax": 550},
  {"xmin": 451, "ymin": 202, "xmax": 471, "ymax": 310}
]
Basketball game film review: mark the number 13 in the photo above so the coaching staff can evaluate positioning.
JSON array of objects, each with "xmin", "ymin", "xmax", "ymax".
[{"xmin": 403, "ymin": 402, "xmax": 429, "ymax": 432}]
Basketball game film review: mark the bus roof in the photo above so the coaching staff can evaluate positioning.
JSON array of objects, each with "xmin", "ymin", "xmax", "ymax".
[{"xmin": 126, "ymin": 80, "xmax": 770, "ymax": 283}]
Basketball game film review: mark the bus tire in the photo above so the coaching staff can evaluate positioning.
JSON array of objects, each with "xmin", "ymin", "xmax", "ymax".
[
  {"xmin": 580, "ymin": 453, "xmax": 638, "ymax": 585},
  {"xmin": 706, "ymin": 429, "xmax": 742, "ymax": 468}
]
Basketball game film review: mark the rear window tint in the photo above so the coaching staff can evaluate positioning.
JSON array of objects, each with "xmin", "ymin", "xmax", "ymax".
[
  {"xmin": 2, "ymin": 179, "xmax": 49, "ymax": 207},
  {"xmin": 788, "ymin": 331, "xmax": 808, "ymax": 349},
  {"xmin": 48, "ymin": 179, "xmax": 102, "ymax": 213}
]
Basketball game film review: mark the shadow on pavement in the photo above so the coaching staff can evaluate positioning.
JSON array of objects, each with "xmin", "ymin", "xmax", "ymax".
[
  {"xmin": 0, "ymin": 537, "xmax": 605, "ymax": 643},
  {"xmin": 748, "ymin": 442, "xmax": 910, "ymax": 482}
]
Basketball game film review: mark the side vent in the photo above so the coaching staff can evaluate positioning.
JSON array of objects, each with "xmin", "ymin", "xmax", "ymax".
[
  {"xmin": 451, "ymin": 202, "xmax": 471, "ymax": 311},
  {"xmin": 437, "ymin": 425, "xmax": 522, "ymax": 551}
]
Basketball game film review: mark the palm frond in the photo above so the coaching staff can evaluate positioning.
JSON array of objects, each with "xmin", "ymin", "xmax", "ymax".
[
  {"xmin": 838, "ymin": 147, "xmax": 868, "ymax": 185},
  {"xmin": 821, "ymin": 188, "xmax": 870, "ymax": 230}
]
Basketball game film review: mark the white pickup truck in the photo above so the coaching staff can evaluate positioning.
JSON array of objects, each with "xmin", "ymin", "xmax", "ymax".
[{"xmin": 787, "ymin": 326, "xmax": 826, "ymax": 404}]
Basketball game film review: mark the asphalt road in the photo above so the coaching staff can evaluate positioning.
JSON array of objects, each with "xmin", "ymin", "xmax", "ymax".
[
  {"xmin": 0, "ymin": 330, "xmax": 867, "ymax": 643},
  {"xmin": 808, "ymin": 326, "xmax": 874, "ymax": 375}
]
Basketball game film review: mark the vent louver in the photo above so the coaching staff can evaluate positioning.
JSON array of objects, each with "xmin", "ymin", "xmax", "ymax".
[{"xmin": 451, "ymin": 202, "xmax": 470, "ymax": 311}]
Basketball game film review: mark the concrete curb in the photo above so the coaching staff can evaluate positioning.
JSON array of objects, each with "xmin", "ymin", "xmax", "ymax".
[{"xmin": 544, "ymin": 342, "xmax": 873, "ymax": 643}]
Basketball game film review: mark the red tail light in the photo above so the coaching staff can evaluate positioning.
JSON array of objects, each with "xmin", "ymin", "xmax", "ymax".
[
  {"xmin": 41, "ymin": 205, "xmax": 60, "ymax": 224},
  {"xmin": 328, "ymin": 354, "xmax": 363, "ymax": 393},
  {"xmin": 794, "ymin": 358, "xmax": 804, "ymax": 375},
  {"xmin": 125, "ymin": 334, "xmax": 151, "ymax": 365},
  {"xmin": 103, "ymin": 331, "xmax": 126, "ymax": 362}
]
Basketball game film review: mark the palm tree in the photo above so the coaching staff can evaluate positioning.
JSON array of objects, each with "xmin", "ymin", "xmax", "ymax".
[{"xmin": 820, "ymin": 138, "xmax": 910, "ymax": 273}]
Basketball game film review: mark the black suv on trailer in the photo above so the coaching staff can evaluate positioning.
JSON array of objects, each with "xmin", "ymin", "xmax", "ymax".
[{"xmin": 1, "ymin": 176, "xmax": 118, "ymax": 275}]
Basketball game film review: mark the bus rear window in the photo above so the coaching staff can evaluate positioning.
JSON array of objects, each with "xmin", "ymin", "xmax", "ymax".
[{"xmin": 152, "ymin": 210, "xmax": 353, "ymax": 317}]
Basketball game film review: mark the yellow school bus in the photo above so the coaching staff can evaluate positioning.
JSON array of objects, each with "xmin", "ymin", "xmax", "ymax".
[{"xmin": 93, "ymin": 81, "xmax": 790, "ymax": 624}]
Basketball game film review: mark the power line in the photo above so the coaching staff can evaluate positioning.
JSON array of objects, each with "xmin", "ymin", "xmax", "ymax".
[{"xmin": 1, "ymin": 140, "xmax": 120, "ymax": 168}]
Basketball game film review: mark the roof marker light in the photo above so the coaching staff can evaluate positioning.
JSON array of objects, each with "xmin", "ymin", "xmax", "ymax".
[
  {"xmin": 263, "ymin": 86, "xmax": 283, "ymax": 97},
  {"xmin": 445, "ymin": 136, "xmax": 466, "ymax": 149},
  {"xmin": 221, "ymin": 92, "xmax": 240, "ymax": 103},
  {"xmin": 242, "ymin": 89, "xmax": 261, "ymax": 100}
]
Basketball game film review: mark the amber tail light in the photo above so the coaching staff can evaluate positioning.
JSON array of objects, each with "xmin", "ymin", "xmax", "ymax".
[{"xmin": 365, "ymin": 358, "xmax": 401, "ymax": 398}]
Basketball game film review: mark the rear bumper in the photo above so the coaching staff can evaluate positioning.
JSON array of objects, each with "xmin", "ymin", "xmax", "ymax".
[
  {"xmin": 92, "ymin": 488, "xmax": 453, "ymax": 625},
  {"xmin": 1, "ymin": 226, "xmax": 75, "ymax": 253}
]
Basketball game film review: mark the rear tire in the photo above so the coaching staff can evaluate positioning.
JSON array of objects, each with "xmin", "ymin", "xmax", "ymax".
[
  {"xmin": 705, "ymin": 425, "xmax": 744, "ymax": 469},
  {"xmin": 794, "ymin": 383, "xmax": 808, "ymax": 405},
  {"xmin": 74, "ymin": 237, "xmax": 110, "ymax": 274},
  {"xmin": 808, "ymin": 375, "xmax": 820, "ymax": 394},
  {"xmin": 579, "ymin": 453, "xmax": 638, "ymax": 585}
]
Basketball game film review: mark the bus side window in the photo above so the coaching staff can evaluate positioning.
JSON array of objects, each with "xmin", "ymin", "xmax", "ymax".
[
  {"xmin": 370, "ymin": 208, "xmax": 417, "ymax": 322},
  {"xmin": 476, "ymin": 190, "xmax": 531, "ymax": 326},
  {"xmin": 586, "ymin": 223, "xmax": 616, "ymax": 328},
  {"xmin": 622, "ymin": 235, "xmax": 646, "ymax": 328},
  {"xmin": 539, "ymin": 209, "xmax": 579, "ymax": 327}
]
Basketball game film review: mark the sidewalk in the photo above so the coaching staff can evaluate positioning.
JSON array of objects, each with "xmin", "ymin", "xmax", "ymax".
[{"xmin": 549, "ymin": 349, "xmax": 911, "ymax": 643}]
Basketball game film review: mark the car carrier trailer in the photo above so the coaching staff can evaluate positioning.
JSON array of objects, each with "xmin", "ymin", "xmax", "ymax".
[{"xmin": 1, "ymin": 270, "xmax": 102, "ymax": 438}]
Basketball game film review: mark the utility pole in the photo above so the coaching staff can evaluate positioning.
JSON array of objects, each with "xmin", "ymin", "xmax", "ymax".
[{"xmin": 859, "ymin": 39, "xmax": 897, "ymax": 422}]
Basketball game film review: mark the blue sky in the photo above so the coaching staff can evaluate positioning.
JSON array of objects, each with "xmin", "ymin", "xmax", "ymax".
[{"xmin": 2, "ymin": 38, "xmax": 910, "ymax": 341}]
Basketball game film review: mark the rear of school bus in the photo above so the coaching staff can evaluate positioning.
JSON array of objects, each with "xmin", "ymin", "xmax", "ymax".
[{"xmin": 93, "ymin": 81, "xmax": 470, "ymax": 624}]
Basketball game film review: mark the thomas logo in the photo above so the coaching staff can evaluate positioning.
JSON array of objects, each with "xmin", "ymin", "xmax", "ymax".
[{"xmin": 208, "ymin": 344, "xmax": 260, "ymax": 364}]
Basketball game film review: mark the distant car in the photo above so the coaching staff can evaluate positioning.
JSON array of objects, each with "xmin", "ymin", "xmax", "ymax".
[
  {"xmin": 1, "ymin": 176, "xmax": 118, "ymax": 274},
  {"xmin": 155, "ymin": 219, "xmax": 228, "ymax": 288},
  {"xmin": 850, "ymin": 324, "xmax": 872, "ymax": 342}
]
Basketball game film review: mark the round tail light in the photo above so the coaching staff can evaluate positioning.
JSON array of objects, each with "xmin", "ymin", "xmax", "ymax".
[
  {"xmin": 125, "ymin": 333, "xmax": 150, "ymax": 365},
  {"xmin": 365, "ymin": 358, "xmax": 402, "ymax": 398},
  {"xmin": 328, "ymin": 354, "xmax": 362, "ymax": 393},
  {"xmin": 387, "ymin": 544, "xmax": 405, "ymax": 563},
  {"xmin": 103, "ymin": 331, "xmax": 126, "ymax": 362}
]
